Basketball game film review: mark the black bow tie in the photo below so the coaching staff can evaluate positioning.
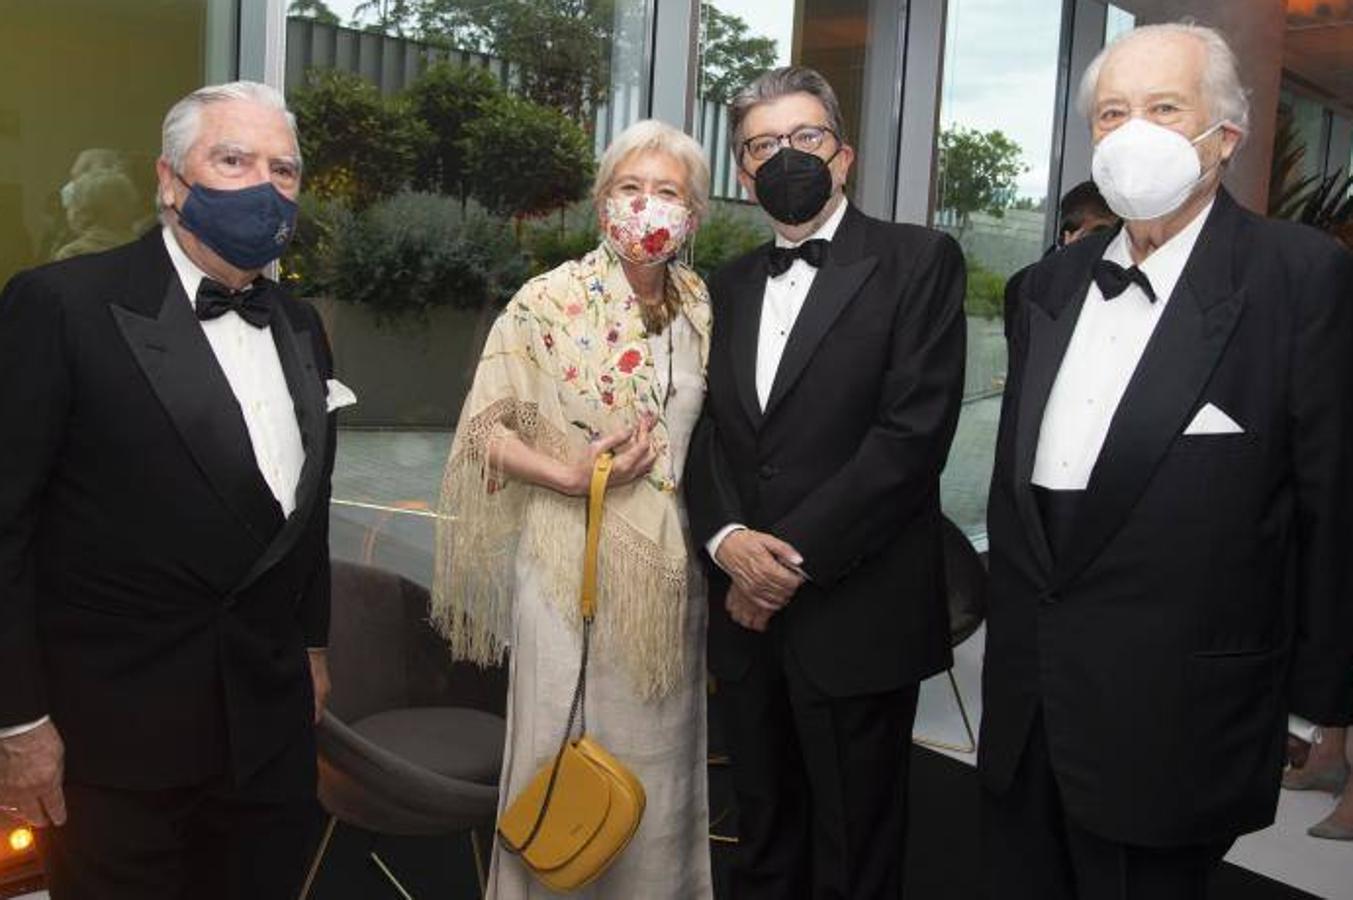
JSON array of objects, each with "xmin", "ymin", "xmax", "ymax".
[
  {"xmin": 767, "ymin": 239, "xmax": 830, "ymax": 277},
  {"xmin": 1092, "ymin": 259, "xmax": 1157, "ymax": 303},
  {"xmin": 196, "ymin": 278, "xmax": 273, "ymax": 328}
]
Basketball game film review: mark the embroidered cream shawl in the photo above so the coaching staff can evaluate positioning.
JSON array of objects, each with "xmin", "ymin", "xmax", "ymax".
[{"xmin": 432, "ymin": 243, "xmax": 711, "ymax": 699}]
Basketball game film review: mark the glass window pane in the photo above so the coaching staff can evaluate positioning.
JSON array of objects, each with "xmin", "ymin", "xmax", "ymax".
[
  {"xmin": 932, "ymin": 0, "xmax": 1066, "ymax": 539},
  {"xmin": 1288, "ymin": 91, "xmax": 1330, "ymax": 181},
  {"xmin": 1105, "ymin": 5, "xmax": 1136, "ymax": 44},
  {"xmin": 297, "ymin": 1, "xmax": 653, "ymax": 583},
  {"xmin": 693, "ymin": 0, "xmax": 904, "ymax": 294},
  {"xmin": 0, "ymin": 1, "xmax": 239, "ymax": 286}
]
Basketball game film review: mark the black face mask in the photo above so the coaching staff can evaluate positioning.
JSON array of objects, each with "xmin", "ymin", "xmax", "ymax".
[{"xmin": 753, "ymin": 146, "xmax": 839, "ymax": 226}]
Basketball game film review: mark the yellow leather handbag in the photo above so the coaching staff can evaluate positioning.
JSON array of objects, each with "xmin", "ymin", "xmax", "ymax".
[{"xmin": 497, "ymin": 453, "xmax": 646, "ymax": 892}]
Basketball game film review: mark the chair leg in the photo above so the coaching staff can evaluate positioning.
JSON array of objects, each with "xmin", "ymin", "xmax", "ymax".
[
  {"xmin": 912, "ymin": 668, "xmax": 978, "ymax": 755},
  {"xmin": 297, "ymin": 814, "xmax": 338, "ymax": 900},
  {"xmin": 469, "ymin": 827, "xmax": 489, "ymax": 897},
  {"xmin": 369, "ymin": 850, "xmax": 416, "ymax": 899},
  {"xmin": 950, "ymin": 668, "xmax": 979, "ymax": 753}
]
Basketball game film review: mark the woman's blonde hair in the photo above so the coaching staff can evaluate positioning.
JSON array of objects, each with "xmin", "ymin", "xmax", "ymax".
[{"xmin": 592, "ymin": 119, "xmax": 711, "ymax": 220}]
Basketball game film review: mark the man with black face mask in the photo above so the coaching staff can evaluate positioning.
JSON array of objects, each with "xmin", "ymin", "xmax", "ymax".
[
  {"xmin": 0, "ymin": 82, "xmax": 342, "ymax": 899},
  {"xmin": 686, "ymin": 66, "xmax": 967, "ymax": 898}
]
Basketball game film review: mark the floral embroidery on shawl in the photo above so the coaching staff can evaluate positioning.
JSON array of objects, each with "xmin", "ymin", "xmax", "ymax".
[{"xmin": 432, "ymin": 243, "xmax": 710, "ymax": 699}]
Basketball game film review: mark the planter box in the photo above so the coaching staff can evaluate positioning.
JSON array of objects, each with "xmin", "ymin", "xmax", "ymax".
[{"xmin": 311, "ymin": 296, "xmax": 489, "ymax": 429}]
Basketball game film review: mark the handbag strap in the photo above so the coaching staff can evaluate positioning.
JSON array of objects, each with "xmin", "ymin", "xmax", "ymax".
[
  {"xmin": 580, "ymin": 451, "xmax": 613, "ymax": 622},
  {"xmin": 501, "ymin": 452, "xmax": 613, "ymax": 857}
]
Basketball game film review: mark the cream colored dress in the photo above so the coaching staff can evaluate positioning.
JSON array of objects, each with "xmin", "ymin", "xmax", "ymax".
[{"xmin": 487, "ymin": 311, "xmax": 713, "ymax": 899}]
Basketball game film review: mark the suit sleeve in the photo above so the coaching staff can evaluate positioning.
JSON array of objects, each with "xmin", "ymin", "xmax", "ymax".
[
  {"xmin": 684, "ymin": 409, "xmax": 746, "ymax": 550},
  {"xmin": 683, "ymin": 274, "xmax": 747, "ymax": 550},
  {"xmin": 773, "ymin": 233, "xmax": 967, "ymax": 587},
  {"xmin": 1286, "ymin": 241, "xmax": 1353, "ymax": 726},
  {"xmin": 300, "ymin": 302, "xmax": 334, "ymax": 648},
  {"xmin": 0, "ymin": 272, "xmax": 71, "ymax": 727}
]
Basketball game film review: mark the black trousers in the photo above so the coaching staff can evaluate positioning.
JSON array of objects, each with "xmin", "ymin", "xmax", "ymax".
[
  {"xmin": 44, "ymin": 730, "xmax": 318, "ymax": 900},
  {"xmin": 716, "ymin": 627, "xmax": 920, "ymax": 900},
  {"xmin": 981, "ymin": 712, "xmax": 1233, "ymax": 900}
]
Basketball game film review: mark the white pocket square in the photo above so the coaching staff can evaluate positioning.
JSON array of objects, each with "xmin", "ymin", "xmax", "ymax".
[
  {"xmin": 1183, "ymin": 402, "xmax": 1242, "ymax": 435},
  {"xmin": 325, "ymin": 378, "xmax": 358, "ymax": 413}
]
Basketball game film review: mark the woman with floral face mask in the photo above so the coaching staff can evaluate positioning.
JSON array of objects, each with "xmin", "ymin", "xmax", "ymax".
[{"xmin": 433, "ymin": 120, "xmax": 714, "ymax": 899}]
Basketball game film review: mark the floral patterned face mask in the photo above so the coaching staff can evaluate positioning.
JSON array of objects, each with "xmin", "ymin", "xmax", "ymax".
[{"xmin": 603, "ymin": 193, "xmax": 693, "ymax": 266}]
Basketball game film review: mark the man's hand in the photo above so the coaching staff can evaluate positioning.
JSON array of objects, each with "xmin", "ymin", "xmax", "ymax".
[
  {"xmin": 308, "ymin": 649, "xmax": 331, "ymax": 725},
  {"xmin": 714, "ymin": 529, "xmax": 805, "ymax": 608},
  {"xmin": 726, "ymin": 584, "xmax": 774, "ymax": 633},
  {"xmin": 0, "ymin": 720, "xmax": 66, "ymax": 828},
  {"xmin": 1286, "ymin": 734, "xmax": 1312, "ymax": 770}
]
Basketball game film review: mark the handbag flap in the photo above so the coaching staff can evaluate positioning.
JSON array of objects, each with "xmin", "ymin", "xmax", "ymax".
[
  {"xmin": 498, "ymin": 743, "xmax": 613, "ymax": 871},
  {"xmin": 574, "ymin": 736, "xmax": 646, "ymax": 813}
]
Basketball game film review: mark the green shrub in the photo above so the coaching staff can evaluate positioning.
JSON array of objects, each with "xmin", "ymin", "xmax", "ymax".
[
  {"xmin": 463, "ymin": 94, "xmax": 594, "ymax": 221},
  {"xmin": 690, "ymin": 203, "xmax": 770, "ymax": 279},
  {"xmin": 316, "ymin": 191, "xmax": 528, "ymax": 322},
  {"xmin": 279, "ymin": 192, "xmax": 347, "ymax": 299},
  {"xmin": 406, "ymin": 63, "xmax": 502, "ymax": 201},
  {"xmin": 522, "ymin": 216, "xmax": 600, "ymax": 275},
  {"xmin": 964, "ymin": 260, "xmax": 1007, "ymax": 320},
  {"xmin": 290, "ymin": 69, "xmax": 432, "ymax": 208}
]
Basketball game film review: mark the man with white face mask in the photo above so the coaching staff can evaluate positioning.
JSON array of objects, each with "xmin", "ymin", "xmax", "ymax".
[{"xmin": 981, "ymin": 23, "xmax": 1353, "ymax": 899}]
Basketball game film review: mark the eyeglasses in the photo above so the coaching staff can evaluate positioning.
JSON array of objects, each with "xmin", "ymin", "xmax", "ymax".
[{"xmin": 740, "ymin": 125, "xmax": 838, "ymax": 163}]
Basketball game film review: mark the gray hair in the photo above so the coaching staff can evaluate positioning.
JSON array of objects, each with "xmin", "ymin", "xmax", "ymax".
[
  {"xmin": 729, "ymin": 66, "xmax": 846, "ymax": 157},
  {"xmin": 593, "ymin": 119, "xmax": 712, "ymax": 220},
  {"xmin": 161, "ymin": 80, "xmax": 300, "ymax": 175},
  {"xmin": 1077, "ymin": 23, "xmax": 1250, "ymax": 145}
]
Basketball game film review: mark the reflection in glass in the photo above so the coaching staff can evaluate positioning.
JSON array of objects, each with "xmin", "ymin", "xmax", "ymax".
[
  {"xmin": 285, "ymin": 1, "xmax": 654, "ymax": 583},
  {"xmin": 1105, "ymin": 5, "xmax": 1136, "ymax": 44},
  {"xmin": 0, "ymin": 2, "xmax": 238, "ymax": 286},
  {"xmin": 1285, "ymin": 90, "xmax": 1330, "ymax": 182},
  {"xmin": 932, "ymin": 0, "xmax": 1065, "ymax": 539}
]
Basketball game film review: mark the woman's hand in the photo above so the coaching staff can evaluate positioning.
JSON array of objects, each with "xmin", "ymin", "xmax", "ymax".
[
  {"xmin": 607, "ymin": 416, "xmax": 658, "ymax": 488},
  {"xmin": 567, "ymin": 418, "xmax": 657, "ymax": 494}
]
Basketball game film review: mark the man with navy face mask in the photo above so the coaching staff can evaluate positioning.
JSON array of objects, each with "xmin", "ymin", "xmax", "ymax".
[
  {"xmin": 686, "ymin": 66, "xmax": 966, "ymax": 898},
  {"xmin": 982, "ymin": 24, "xmax": 1353, "ymax": 899},
  {"xmin": 0, "ymin": 82, "xmax": 339, "ymax": 899}
]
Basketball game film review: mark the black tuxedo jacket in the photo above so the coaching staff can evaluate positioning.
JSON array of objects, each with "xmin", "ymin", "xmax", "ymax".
[
  {"xmin": 981, "ymin": 189, "xmax": 1353, "ymax": 846},
  {"xmin": 685, "ymin": 204, "xmax": 967, "ymax": 697},
  {"xmin": 0, "ymin": 229, "xmax": 335, "ymax": 789}
]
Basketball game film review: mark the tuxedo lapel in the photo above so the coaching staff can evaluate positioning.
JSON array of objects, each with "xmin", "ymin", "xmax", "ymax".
[
  {"xmin": 1055, "ymin": 194, "xmax": 1246, "ymax": 584},
  {"xmin": 763, "ymin": 205, "xmax": 878, "ymax": 420},
  {"xmin": 727, "ymin": 248, "xmax": 769, "ymax": 429},
  {"xmin": 110, "ymin": 234, "xmax": 283, "ymax": 548},
  {"xmin": 231, "ymin": 300, "xmax": 329, "ymax": 596}
]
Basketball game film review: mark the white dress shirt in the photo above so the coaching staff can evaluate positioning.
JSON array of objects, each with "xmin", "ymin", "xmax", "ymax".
[
  {"xmin": 1031, "ymin": 201, "xmax": 1212, "ymax": 490},
  {"xmin": 0, "ymin": 230, "xmax": 307, "ymax": 741},
  {"xmin": 163, "ymin": 226, "xmax": 305, "ymax": 516},
  {"xmin": 706, "ymin": 199, "xmax": 849, "ymax": 567}
]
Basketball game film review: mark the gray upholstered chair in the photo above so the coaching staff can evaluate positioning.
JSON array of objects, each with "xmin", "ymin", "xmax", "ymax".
[
  {"xmin": 913, "ymin": 515, "xmax": 989, "ymax": 754},
  {"xmin": 299, "ymin": 560, "xmax": 508, "ymax": 899}
]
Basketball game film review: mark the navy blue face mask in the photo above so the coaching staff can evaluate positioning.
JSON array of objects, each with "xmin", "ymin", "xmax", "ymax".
[{"xmin": 174, "ymin": 175, "xmax": 298, "ymax": 270}]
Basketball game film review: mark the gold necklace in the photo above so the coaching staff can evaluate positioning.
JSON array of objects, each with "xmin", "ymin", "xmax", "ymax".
[{"xmin": 638, "ymin": 276, "xmax": 681, "ymax": 336}]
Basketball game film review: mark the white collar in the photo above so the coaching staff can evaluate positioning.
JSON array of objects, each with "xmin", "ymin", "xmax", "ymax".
[
  {"xmin": 774, "ymin": 196, "xmax": 849, "ymax": 249},
  {"xmin": 161, "ymin": 224, "xmax": 211, "ymax": 306},
  {"xmin": 1104, "ymin": 199, "xmax": 1214, "ymax": 297}
]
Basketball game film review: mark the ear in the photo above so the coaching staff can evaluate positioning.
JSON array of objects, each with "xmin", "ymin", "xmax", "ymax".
[
  {"xmin": 154, "ymin": 157, "xmax": 180, "ymax": 211},
  {"xmin": 735, "ymin": 165, "xmax": 757, "ymax": 204},
  {"xmin": 830, "ymin": 144, "xmax": 856, "ymax": 188},
  {"xmin": 1217, "ymin": 123, "xmax": 1243, "ymax": 163}
]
